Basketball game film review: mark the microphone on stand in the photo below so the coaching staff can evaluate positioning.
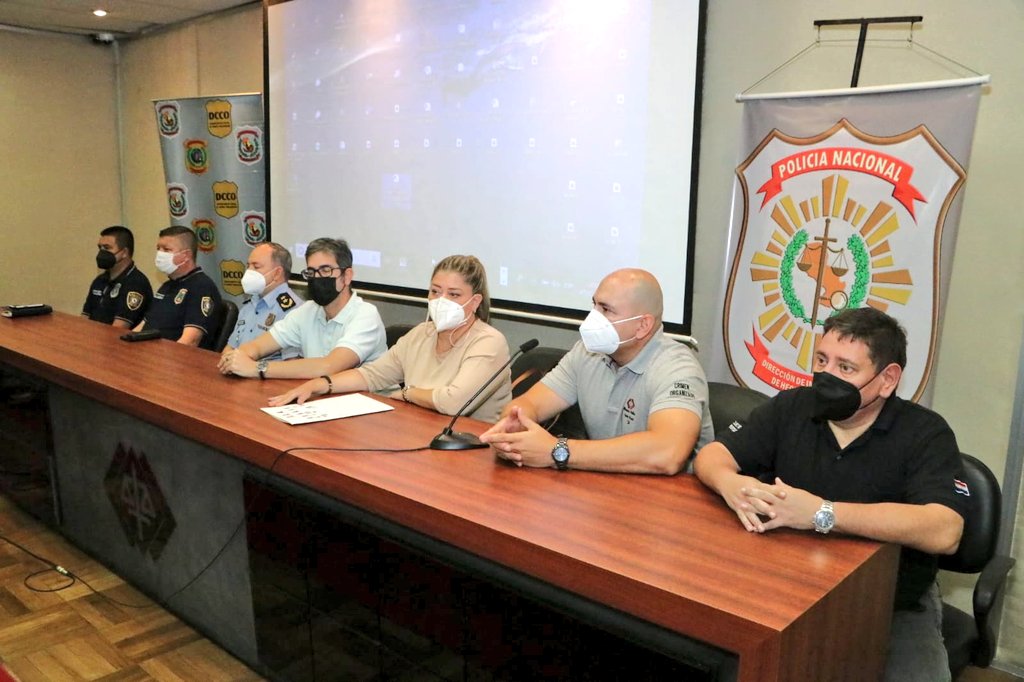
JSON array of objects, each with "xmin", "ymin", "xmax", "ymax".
[{"xmin": 429, "ymin": 338, "xmax": 539, "ymax": 450}]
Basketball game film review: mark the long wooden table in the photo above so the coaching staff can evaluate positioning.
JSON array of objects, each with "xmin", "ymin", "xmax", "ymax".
[{"xmin": 0, "ymin": 312, "xmax": 898, "ymax": 681}]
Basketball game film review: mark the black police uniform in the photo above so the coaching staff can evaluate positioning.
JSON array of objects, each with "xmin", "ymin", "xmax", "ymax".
[
  {"xmin": 716, "ymin": 387, "xmax": 968, "ymax": 611},
  {"xmin": 81, "ymin": 263, "xmax": 153, "ymax": 326},
  {"xmin": 143, "ymin": 267, "xmax": 222, "ymax": 345}
]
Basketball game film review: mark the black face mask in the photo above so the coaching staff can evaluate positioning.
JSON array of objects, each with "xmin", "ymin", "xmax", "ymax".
[
  {"xmin": 308, "ymin": 277, "xmax": 340, "ymax": 307},
  {"xmin": 811, "ymin": 370, "xmax": 880, "ymax": 422},
  {"xmin": 96, "ymin": 249, "xmax": 117, "ymax": 270}
]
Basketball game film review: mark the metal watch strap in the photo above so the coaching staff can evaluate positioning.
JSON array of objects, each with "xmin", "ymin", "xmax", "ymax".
[{"xmin": 257, "ymin": 359, "xmax": 268, "ymax": 380}]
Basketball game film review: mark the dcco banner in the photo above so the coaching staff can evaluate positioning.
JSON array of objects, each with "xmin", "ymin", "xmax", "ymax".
[
  {"xmin": 153, "ymin": 94, "xmax": 266, "ymax": 304},
  {"xmin": 710, "ymin": 78, "xmax": 986, "ymax": 403}
]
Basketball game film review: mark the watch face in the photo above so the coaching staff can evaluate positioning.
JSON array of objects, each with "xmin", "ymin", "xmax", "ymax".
[
  {"xmin": 815, "ymin": 509, "xmax": 835, "ymax": 530},
  {"xmin": 552, "ymin": 446, "xmax": 569, "ymax": 463}
]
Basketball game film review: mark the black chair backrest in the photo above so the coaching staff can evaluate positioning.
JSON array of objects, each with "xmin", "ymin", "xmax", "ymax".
[
  {"xmin": 707, "ymin": 381, "xmax": 770, "ymax": 438},
  {"xmin": 207, "ymin": 299, "xmax": 239, "ymax": 353},
  {"xmin": 938, "ymin": 453, "xmax": 1001, "ymax": 574},
  {"xmin": 386, "ymin": 323, "xmax": 416, "ymax": 348},
  {"xmin": 511, "ymin": 347, "xmax": 567, "ymax": 397}
]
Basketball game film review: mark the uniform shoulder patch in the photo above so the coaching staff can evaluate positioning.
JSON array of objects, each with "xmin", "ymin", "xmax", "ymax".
[
  {"xmin": 201, "ymin": 296, "xmax": 213, "ymax": 317},
  {"xmin": 126, "ymin": 291, "xmax": 144, "ymax": 311},
  {"xmin": 277, "ymin": 292, "xmax": 296, "ymax": 310}
]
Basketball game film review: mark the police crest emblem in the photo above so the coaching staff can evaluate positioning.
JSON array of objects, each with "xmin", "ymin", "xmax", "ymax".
[
  {"xmin": 174, "ymin": 289, "xmax": 188, "ymax": 305},
  {"xmin": 201, "ymin": 296, "xmax": 213, "ymax": 317},
  {"xmin": 126, "ymin": 292, "xmax": 144, "ymax": 311}
]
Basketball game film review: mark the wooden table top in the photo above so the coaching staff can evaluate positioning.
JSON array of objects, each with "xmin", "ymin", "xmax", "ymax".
[{"xmin": 1, "ymin": 312, "xmax": 897, "ymax": 681}]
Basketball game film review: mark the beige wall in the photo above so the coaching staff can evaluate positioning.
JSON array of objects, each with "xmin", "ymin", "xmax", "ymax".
[
  {"xmin": 0, "ymin": 29, "xmax": 120, "ymax": 315},
  {"xmin": 6, "ymin": 0, "xmax": 1024, "ymax": 671}
]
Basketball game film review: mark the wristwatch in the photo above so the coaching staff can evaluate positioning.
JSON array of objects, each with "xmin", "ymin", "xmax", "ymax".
[
  {"xmin": 257, "ymin": 359, "xmax": 269, "ymax": 380},
  {"xmin": 551, "ymin": 437, "xmax": 570, "ymax": 471},
  {"xmin": 814, "ymin": 500, "xmax": 835, "ymax": 534}
]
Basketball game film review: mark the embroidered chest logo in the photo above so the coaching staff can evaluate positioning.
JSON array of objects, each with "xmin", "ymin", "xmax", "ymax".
[
  {"xmin": 174, "ymin": 288, "xmax": 188, "ymax": 305},
  {"xmin": 622, "ymin": 397, "xmax": 637, "ymax": 425}
]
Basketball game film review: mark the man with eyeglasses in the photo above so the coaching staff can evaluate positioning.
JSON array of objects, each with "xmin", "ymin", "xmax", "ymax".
[
  {"xmin": 82, "ymin": 225, "xmax": 152, "ymax": 328},
  {"xmin": 221, "ymin": 242, "xmax": 303, "ymax": 360},
  {"xmin": 218, "ymin": 237, "xmax": 386, "ymax": 380},
  {"xmin": 135, "ymin": 225, "xmax": 221, "ymax": 347}
]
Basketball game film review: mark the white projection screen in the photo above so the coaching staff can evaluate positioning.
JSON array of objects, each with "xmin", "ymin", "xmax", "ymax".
[{"xmin": 266, "ymin": 0, "xmax": 705, "ymax": 331}]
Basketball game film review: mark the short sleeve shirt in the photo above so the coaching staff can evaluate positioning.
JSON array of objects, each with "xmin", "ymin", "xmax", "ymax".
[
  {"xmin": 717, "ymin": 388, "xmax": 968, "ymax": 610},
  {"xmin": 541, "ymin": 329, "xmax": 714, "ymax": 450},
  {"xmin": 229, "ymin": 282, "xmax": 303, "ymax": 359},
  {"xmin": 81, "ymin": 263, "xmax": 152, "ymax": 326},
  {"xmin": 143, "ymin": 267, "xmax": 222, "ymax": 342},
  {"xmin": 268, "ymin": 293, "xmax": 386, "ymax": 363}
]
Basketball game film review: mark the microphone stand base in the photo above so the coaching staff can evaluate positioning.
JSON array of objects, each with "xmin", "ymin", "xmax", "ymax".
[{"xmin": 430, "ymin": 431, "xmax": 488, "ymax": 450}]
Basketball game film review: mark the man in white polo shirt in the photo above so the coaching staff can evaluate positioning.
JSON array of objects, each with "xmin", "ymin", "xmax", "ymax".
[{"xmin": 217, "ymin": 237, "xmax": 386, "ymax": 380}]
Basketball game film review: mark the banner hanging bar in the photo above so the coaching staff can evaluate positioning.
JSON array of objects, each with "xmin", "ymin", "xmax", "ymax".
[{"xmin": 736, "ymin": 75, "xmax": 990, "ymax": 103}]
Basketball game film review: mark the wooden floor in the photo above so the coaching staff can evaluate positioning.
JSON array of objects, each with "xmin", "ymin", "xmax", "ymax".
[
  {"xmin": 0, "ymin": 490, "xmax": 1019, "ymax": 682},
  {"xmin": 0, "ymin": 494, "xmax": 263, "ymax": 681}
]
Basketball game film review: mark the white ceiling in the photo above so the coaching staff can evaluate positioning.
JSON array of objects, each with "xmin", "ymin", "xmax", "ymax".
[{"xmin": 0, "ymin": 0, "xmax": 258, "ymax": 39}]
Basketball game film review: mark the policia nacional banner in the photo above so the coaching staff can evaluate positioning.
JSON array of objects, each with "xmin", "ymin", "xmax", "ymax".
[
  {"xmin": 709, "ymin": 77, "xmax": 987, "ymax": 403},
  {"xmin": 153, "ymin": 94, "xmax": 266, "ymax": 305}
]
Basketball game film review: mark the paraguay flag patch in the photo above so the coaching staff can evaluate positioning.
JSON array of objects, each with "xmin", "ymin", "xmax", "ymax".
[{"xmin": 953, "ymin": 478, "xmax": 971, "ymax": 497}]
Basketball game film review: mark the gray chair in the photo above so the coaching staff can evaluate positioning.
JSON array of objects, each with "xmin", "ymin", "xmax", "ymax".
[
  {"xmin": 939, "ymin": 453, "xmax": 1015, "ymax": 678},
  {"xmin": 707, "ymin": 381, "xmax": 770, "ymax": 438}
]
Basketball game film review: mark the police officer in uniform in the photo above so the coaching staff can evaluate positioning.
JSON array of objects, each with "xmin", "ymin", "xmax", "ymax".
[
  {"xmin": 82, "ymin": 225, "xmax": 152, "ymax": 328},
  {"xmin": 226, "ymin": 242, "xmax": 303, "ymax": 360},
  {"xmin": 136, "ymin": 225, "xmax": 222, "ymax": 347}
]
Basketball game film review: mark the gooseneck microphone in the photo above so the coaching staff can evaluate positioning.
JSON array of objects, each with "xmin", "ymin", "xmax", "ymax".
[{"xmin": 429, "ymin": 338, "xmax": 539, "ymax": 450}]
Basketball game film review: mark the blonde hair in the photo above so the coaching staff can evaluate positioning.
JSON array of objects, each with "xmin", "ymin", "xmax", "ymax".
[{"xmin": 432, "ymin": 254, "xmax": 491, "ymax": 322}]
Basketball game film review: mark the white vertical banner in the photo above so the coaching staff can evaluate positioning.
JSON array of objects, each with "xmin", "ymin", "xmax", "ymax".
[
  {"xmin": 709, "ymin": 78, "xmax": 987, "ymax": 404},
  {"xmin": 153, "ymin": 94, "xmax": 266, "ymax": 305}
]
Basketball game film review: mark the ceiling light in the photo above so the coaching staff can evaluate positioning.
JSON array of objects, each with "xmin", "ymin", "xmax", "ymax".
[{"xmin": 93, "ymin": 9, "xmax": 108, "ymax": 17}]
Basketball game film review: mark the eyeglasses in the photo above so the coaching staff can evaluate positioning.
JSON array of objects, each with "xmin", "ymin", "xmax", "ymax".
[{"xmin": 301, "ymin": 265, "xmax": 345, "ymax": 280}]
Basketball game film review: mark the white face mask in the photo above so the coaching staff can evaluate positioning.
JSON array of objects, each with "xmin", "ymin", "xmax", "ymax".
[
  {"xmin": 579, "ymin": 309, "xmax": 643, "ymax": 355},
  {"xmin": 155, "ymin": 250, "xmax": 179, "ymax": 275},
  {"xmin": 428, "ymin": 295, "xmax": 471, "ymax": 332},
  {"xmin": 241, "ymin": 269, "xmax": 267, "ymax": 296}
]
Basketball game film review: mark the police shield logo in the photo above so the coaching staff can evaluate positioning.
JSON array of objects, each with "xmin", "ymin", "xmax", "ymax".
[
  {"xmin": 242, "ymin": 212, "xmax": 267, "ymax": 246},
  {"xmin": 167, "ymin": 184, "xmax": 188, "ymax": 218},
  {"xmin": 110, "ymin": 283, "xmax": 121, "ymax": 298},
  {"xmin": 126, "ymin": 291, "xmax": 144, "ymax": 311},
  {"xmin": 184, "ymin": 139, "xmax": 209, "ymax": 175},
  {"xmin": 236, "ymin": 127, "xmax": 263, "ymax": 165},
  {"xmin": 723, "ymin": 119, "xmax": 964, "ymax": 400},
  {"xmin": 156, "ymin": 101, "xmax": 180, "ymax": 137},
  {"xmin": 201, "ymin": 296, "xmax": 213, "ymax": 317},
  {"xmin": 174, "ymin": 289, "xmax": 188, "ymax": 305},
  {"xmin": 205, "ymin": 99, "xmax": 232, "ymax": 138},
  {"xmin": 212, "ymin": 181, "xmax": 239, "ymax": 219},
  {"xmin": 221, "ymin": 259, "xmax": 245, "ymax": 297},
  {"xmin": 193, "ymin": 219, "xmax": 216, "ymax": 253}
]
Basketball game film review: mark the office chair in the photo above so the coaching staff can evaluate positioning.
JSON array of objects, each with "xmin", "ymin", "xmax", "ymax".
[
  {"xmin": 939, "ymin": 452, "xmax": 1015, "ymax": 678},
  {"xmin": 510, "ymin": 346, "xmax": 588, "ymax": 439},
  {"xmin": 707, "ymin": 381, "xmax": 770, "ymax": 438},
  {"xmin": 385, "ymin": 323, "xmax": 415, "ymax": 348},
  {"xmin": 207, "ymin": 300, "xmax": 239, "ymax": 353}
]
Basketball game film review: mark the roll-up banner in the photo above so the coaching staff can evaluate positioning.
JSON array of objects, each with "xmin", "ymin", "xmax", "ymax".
[
  {"xmin": 153, "ymin": 94, "xmax": 266, "ymax": 305},
  {"xmin": 710, "ymin": 77, "xmax": 988, "ymax": 404}
]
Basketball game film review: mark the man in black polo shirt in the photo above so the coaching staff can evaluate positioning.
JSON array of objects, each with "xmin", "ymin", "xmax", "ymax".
[
  {"xmin": 694, "ymin": 307, "xmax": 967, "ymax": 682},
  {"xmin": 82, "ymin": 225, "xmax": 152, "ymax": 328},
  {"xmin": 136, "ymin": 225, "xmax": 221, "ymax": 347}
]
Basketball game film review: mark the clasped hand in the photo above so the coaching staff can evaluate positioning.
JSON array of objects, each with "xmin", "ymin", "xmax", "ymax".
[
  {"xmin": 724, "ymin": 476, "xmax": 822, "ymax": 534},
  {"xmin": 218, "ymin": 346, "xmax": 257, "ymax": 377},
  {"xmin": 480, "ymin": 406, "xmax": 557, "ymax": 468}
]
